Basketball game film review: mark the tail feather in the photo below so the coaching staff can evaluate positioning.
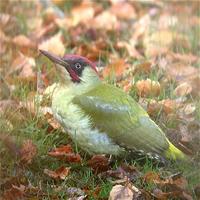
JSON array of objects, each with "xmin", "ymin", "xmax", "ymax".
[{"xmin": 165, "ymin": 139, "xmax": 187, "ymax": 160}]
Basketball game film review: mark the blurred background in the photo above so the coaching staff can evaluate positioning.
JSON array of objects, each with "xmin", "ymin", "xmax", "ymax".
[{"xmin": 0, "ymin": 0, "xmax": 200, "ymax": 199}]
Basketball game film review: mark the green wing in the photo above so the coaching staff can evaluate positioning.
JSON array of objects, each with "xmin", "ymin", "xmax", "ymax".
[{"xmin": 73, "ymin": 84, "xmax": 169, "ymax": 155}]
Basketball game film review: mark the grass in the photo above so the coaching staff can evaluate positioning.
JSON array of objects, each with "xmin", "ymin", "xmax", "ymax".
[{"xmin": 1, "ymin": 1, "xmax": 200, "ymax": 199}]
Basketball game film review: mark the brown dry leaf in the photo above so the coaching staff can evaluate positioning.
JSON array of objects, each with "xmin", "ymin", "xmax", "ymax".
[
  {"xmin": 32, "ymin": 22, "xmax": 57, "ymax": 41},
  {"xmin": 187, "ymin": 74, "xmax": 200, "ymax": 97},
  {"xmin": 116, "ymin": 41, "xmax": 143, "ymax": 59},
  {"xmin": 165, "ymin": 63, "xmax": 198, "ymax": 83},
  {"xmin": 48, "ymin": 145, "xmax": 82, "ymax": 163},
  {"xmin": 88, "ymin": 155, "xmax": 110, "ymax": 173},
  {"xmin": 92, "ymin": 11, "xmax": 119, "ymax": 31},
  {"xmin": 76, "ymin": 39, "xmax": 106, "ymax": 61},
  {"xmin": 42, "ymin": 7, "xmax": 62, "ymax": 25},
  {"xmin": 109, "ymin": 184, "xmax": 142, "ymax": 200},
  {"xmin": 135, "ymin": 62, "xmax": 152, "ymax": 74},
  {"xmin": 70, "ymin": 2, "xmax": 95, "ymax": 26},
  {"xmin": 48, "ymin": 144, "xmax": 73, "ymax": 156},
  {"xmin": 103, "ymin": 163, "xmax": 140, "ymax": 182},
  {"xmin": 168, "ymin": 52, "xmax": 199, "ymax": 64},
  {"xmin": 110, "ymin": 2, "xmax": 137, "ymax": 20},
  {"xmin": 103, "ymin": 59, "xmax": 129, "ymax": 79},
  {"xmin": 10, "ymin": 53, "xmax": 35, "ymax": 73},
  {"xmin": 160, "ymin": 99, "xmax": 177, "ymax": 115},
  {"xmin": 145, "ymin": 100, "xmax": 158, "ymax": 116},
  {"xmin": 147, "ymin": 172, "xmax": 193, "ymax": 200},
  {"xmin": 119, "ymin": 79, "xmax": 133, "ymax": 93},
  {"xmin": 39, "ymin": 32, "xmax": 65, "ymax": 56},
  {"xmin": 66, "ymin": 187, "xmax": 86, "ymax": 199},
  {"xmin": 135, "ymin": 79, "xmax": 160, "ymax": 97},
  {"xmin": 12, "ymin": 34, "xmax": 36, "ymax": 48},
  {"xmin": 166, "ymin": 62, "xmax": 200, "ymax": 97},
  {"xmin": 143, "ymin": 171, "xmax": 161, "ymax": 184},
  {"xmin": 44, "ymin": 166, "xmax": 70, "ymax": 180},
  {"xmin": 10, "ymin": 53, "xmax": 36, "ymax": 82},
  {"xmin": 20, "ymin": 139, "xmax": 37, "ymax": 165},
  {"xmin": 152, "ymin": 188, "xmax": 179, "ymax": 200},
  {"xmin": 11, "ymin": 54, "xmax": 35, "ymax": 72},
  {"xmin": 2, "ymin": 184, "xmax": 26, "ymax": 200},
  {"xmin": 174, "ymin": 82, "xmax": 192, "ymax": 97},
  {"xmin": 182, "ymin": 103, "xmax": 196, "ymax": 116},
  {"xmin": 144, "ymin": 30, "xmax": 190, "ymax": 57},
  {"xmin": 44, "ymin": 111, "xmax": 61, "ymax": 130}
]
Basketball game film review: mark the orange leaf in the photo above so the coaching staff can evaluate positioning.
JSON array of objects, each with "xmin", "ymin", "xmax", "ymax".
[
  {"xmin": 174, "ymin": 82, "xmax": 192, "ymax": 96},
  {"xmin": 48, "ymin": 145, "xmax": 73, "ymax": 156},
  {"xmin": 12, "ymin": 35, "xmax": 36, "ymax": 48},
  {"xmin": 88, "ymin": 155, "xmax": 110, "ymax": 173},
  {"xmin": 44, "ymin": 166, "xmax": 70, "ymax": 180},
  {"xmin": 136, "ymin": 79, "xmax": 160, "ymax": 97},
  {"xmin": 160, "ymin": 99, "xmax": 177, "ymax": 115},
  {"xmin": 103, "ymin": 59, "xmax": 129, "ymax": 78},
  {"xmin": 39, "ymin": 32, "xmax": 65, "ymax": 56},
  {"xmin": 48, "ymin": 145, "xmax": 82, "ymax": 163},
  {"xmin": 110, "ymin": 2, "xmax": 136, "ymax": 20}
]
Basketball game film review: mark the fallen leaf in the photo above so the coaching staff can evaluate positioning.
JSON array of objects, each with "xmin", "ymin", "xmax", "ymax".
[
  {"xmin": 152, "ymin": 188, "xmax": 179, "ymax": 200},
  {"xmin": 143, "ymin": 171, "xmax": 161, "ymax": 184},
  {"xmin": 20, "ymin": 139, "xmax": 37, "ymax": 165},
  {"xmin": 92, "ymin": 11, "xmax": 119, "ymax": 31},
  {"xmin": 135, "ymin": 62, "xmax": 152, "ymax": 74},
  {"xmin": 144, "ymin": 30, "xmax": 191, "ymax": 57},
  {"xmin": 174, "ymin": 82, "xmax": 192, "ymax": 97},
  {"xmin": 166, "ymin": 63, "xmax": 197, "ymax": 83},
  {"xmin": 2, "ymin": 184, "xmax": 26, "ymax": 200},
  {"xmin": 48, "ymin": 144, "xmax": 73, "ymax": 156},
  {"xmin": 39, "ymin": 32, "xmax": 65, "ymax": 56},
  {"xmin": 66, "ymin": 187, "xmax": 86, "ymax": 199},
  {"xmin": 160, "ymin": 99, "xmax": 177, "ymax": 115},
  {"xmin": 87, "ymin": 155, "xmax": 110, "ymax": 173},
  {"xmin": 103, "ymin": 59, "xmax": 129, "ymax": 79},
  {"xmin": 48, "ymin": 145, "xmax": 82, "ymax": 163},
  {"xmin": 109, "ymin": 184, "xmax": 142, "ymax": 200},
  {"xmin": 119, "ymin": 78, "xmax": 133, "ymax": 93},
  {"xmin": 44, "ymin": 166, "xmax": 70, "ymax": 180},
  {"xmin": 168, "ymin": 52, "xmax": 199, "ymax": 64},
  {"xmin": 43, "ymin": 7, "xmax": 60, "ymax": 25},
  {"xmin": 70, "ymin": 2, "xmax": 95, "ymax": 26},
  {"xmin": 9, "ymin": 53, "xmax": 36, "ymax": 83},
  {"xmin": 103, "ymin": 163, "xmax": 140, "ymax": 182},
  {"xmin": 110, "ymin": 2, "xmax": 136, "ymax": 20},
  {"xmin": 182, "ymin": 103, "xmax": 196, "ymax": 116},
  {"xmin": 44, "ymin": 111, "xmax": 61, "ymax": 131},
  {"xmin": 75, "ymin": 39, "xmax": 107, "ymax": 61},
  {"xmin": 12, "ymin": 34, "xmax": 36, "ymax": 48},
  {"xmin": 136, "ymin": 79, "xmax": 160, "ymax": 97},
  {"xmin": 116, "ymin": 41, "xmax": 143, "ymax": 59}
]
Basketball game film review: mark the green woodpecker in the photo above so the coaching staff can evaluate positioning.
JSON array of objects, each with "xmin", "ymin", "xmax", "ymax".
[{"xmin": 40, "ymin": 50, "xmax": 186, "ymax": 161}]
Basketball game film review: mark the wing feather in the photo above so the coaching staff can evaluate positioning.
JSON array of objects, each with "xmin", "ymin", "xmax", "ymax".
[{"xmin": 73, "ymin": 84, "xmax": 169, "ymax": 155}]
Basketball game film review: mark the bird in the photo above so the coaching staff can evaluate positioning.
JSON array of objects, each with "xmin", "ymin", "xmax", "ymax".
[{"xmin": 40, "ymin": 49, "xmax": 186, "ymax": 161}]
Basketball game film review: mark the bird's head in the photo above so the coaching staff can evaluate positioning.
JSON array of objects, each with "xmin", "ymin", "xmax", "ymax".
[{"xmin": 40, "ymin": 50, "xmax": 100, "ymax": 87}]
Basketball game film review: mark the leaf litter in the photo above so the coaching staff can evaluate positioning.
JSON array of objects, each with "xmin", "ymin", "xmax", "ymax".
[{"xmin": 0, "ymin": 0, "xmax": 199, "ymax": 199}]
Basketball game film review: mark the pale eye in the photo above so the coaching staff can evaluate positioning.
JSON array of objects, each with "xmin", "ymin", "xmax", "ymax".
[{"xmin": 75, "ymin": 63, "xmax": 82, "ymax": 69}]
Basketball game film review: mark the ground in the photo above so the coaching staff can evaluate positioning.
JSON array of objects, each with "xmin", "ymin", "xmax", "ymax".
[{"xmin": 0, "ymin": 0, "xmax": 200, "ymax": 199}]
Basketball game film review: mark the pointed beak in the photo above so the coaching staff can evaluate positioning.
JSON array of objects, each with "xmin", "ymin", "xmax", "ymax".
[{"xmin": 39, "ymin": 50, "xmax": 70, "ymax": 69}]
